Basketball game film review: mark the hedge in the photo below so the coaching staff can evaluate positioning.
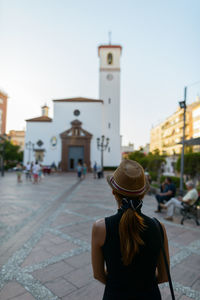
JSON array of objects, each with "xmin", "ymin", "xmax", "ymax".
[{"xmin": 160, "ymin": 175, "xmax": 186, "ymax": 189}]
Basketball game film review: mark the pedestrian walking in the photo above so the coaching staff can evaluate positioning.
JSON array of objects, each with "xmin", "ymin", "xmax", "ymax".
[
  {"xmin": 93, "ymin": 161, "xmax": 97, "ymax": 179},
  {"xmin": 82, "ymin": 163, "xmax": 87, "ymax": 179},
  {"xmin": 38, "ymin": 164, "xmax": 43, "ymax": 182},
  {"xmin": 16, "ymin": 162, "xmax": 23, "ymax": 183},
  {"xmin": 97, "ymin": 164, "xmax": 102, "ymax": 179},
  {"xmin": 25, "ymin": 162, "xmax": 31, "ymax": 181},
  {"xmin": 76, "ymin": 163, "xmax": 82, "ymax": 180},
  {"xmin": 92, "ymin": 160, "xmax": 170, "ymax": 300},
  {"xmin": 32, "ymin": 161, "xmax": 40, "ymax": 184}
]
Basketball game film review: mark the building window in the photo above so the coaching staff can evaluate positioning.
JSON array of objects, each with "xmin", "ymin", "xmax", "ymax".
[
  {"xmin": 108, "ymin": 98, "xmax": 111, "ymax": 104},
  {"xmin": 108, "ymin": 147, "xmax": 110, "ymax": 152},
  {"xmin": 108, "ymin": 123, "xmax": 111, "ymax": 129},
  {"xmin": 107, "ymin": 53, "xmax": 113, "ymax": 65},
  {"xmin": 74, "ymin": 109, "xmax": 80, "ymax": 116}
]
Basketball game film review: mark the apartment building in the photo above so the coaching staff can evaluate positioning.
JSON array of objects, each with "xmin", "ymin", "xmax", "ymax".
[
  {"xmin": 0, "ymin": 90, "xmax": 8, "ymax": 134},
  {"xmin": 8, "ymin": 130, "xmax": 25, "ymax": 151},
  {"xmin": 150, "ymin": 98, "xmax": 200, "ymax": 155}
]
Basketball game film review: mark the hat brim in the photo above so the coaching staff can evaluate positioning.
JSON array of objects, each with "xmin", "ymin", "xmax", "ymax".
[{"xmin": 106, "ymin": 174, "xmax": 150, "ymax": 197}]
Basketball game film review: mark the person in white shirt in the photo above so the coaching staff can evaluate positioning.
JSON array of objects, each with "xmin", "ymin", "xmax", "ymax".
[
  {"xmin": 32, "ymin": 161, "xmax": 40, "ymax": 184},
  {"xmin": 160, "ymin": 181, "xmax": 198, "ymax": 221},
  {"xmin": 25, "ymin": 162, "xmax": 31, "ymax": 181}
]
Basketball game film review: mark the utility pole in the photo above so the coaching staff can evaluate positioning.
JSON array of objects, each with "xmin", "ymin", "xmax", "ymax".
[{"xmin": 179, "ymin": 86, "xmax": 187, "ymax": 195}]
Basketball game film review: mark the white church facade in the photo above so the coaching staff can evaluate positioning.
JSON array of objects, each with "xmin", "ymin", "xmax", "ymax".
[{"xmin": 24, "ymin": 44, "xmax": 122, "ymax": 171}]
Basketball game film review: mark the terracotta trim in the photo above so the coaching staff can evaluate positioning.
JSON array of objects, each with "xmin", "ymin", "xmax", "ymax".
[
  {"xmin": 100, "ymin": 68, "xmax": 120, "ymax": 72},
  {"xmin": 98, "ymin": 45, "xmax": 122, "ymax": 56},
  {"xmin": 53, "ymin": 97, "xmax": 103, "ymax": 103},
  {"xmin": 26, "ymin": 116, "xmax": 52, "ymax": 122}
]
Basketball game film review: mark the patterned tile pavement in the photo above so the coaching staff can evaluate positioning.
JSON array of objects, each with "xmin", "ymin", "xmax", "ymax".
[{"xmin": 0, "ymin": 172, "xmax": 200, "ymax": 300}]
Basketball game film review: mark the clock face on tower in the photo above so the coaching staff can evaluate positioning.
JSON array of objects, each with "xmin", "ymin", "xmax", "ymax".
[{"xmin": 106, "ymin": 74, "xmax": 113, "ymax": 81}]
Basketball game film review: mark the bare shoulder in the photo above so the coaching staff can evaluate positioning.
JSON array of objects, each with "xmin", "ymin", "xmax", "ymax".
[
  {"xmin": 92, "ymin": 218, "xmax": 105, "ymax": 233},
  {"xmin": 92, "ymin": 218, "xmax": 106, "ymax": 246}
]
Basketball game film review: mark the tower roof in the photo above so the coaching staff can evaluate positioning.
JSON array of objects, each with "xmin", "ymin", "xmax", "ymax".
[
  {"xmin": 98, "ymin": 45, "xmax": 122, "ymax": 56},
  {"xmin": 26, "ymin": 116, "xmax": 52, "ymax": 122}
]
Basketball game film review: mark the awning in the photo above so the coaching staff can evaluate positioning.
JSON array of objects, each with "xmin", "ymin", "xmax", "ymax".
[{"xmin": 178, "ymin": 137, "xmax": 200, "ymax": 145}]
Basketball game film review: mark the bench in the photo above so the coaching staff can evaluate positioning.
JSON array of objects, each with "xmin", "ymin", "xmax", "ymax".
[{"xmin": 180, "ymin": 197, "xmax": 200, "ymax": 226}]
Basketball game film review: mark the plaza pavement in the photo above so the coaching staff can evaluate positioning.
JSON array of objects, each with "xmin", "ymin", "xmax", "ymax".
[{"xmin": 0, "ymin": 172, "xmax": 200, "ymax": 300}]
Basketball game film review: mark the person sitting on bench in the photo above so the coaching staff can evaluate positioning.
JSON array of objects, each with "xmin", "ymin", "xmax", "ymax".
[
  {"xmin": 155, "ymin": 177, "xmax": 176, "ymax": 213},
  {"xmin": 160, "ymin": 181, "xmax": 198, "ymax": 221}
]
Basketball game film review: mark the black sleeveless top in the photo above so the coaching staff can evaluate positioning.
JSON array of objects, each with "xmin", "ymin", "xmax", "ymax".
[{"xmin": 101, "ymin": 210, "xmax": 162, "ymax": 300}]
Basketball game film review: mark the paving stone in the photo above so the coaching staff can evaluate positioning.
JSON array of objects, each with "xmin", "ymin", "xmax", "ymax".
[
  {"xmin": 179, "ymin": 296, "xmax": 195, "ymax": 300},
  {"xmin": 192, "ymin": 278, "xmax": 200, "ymax": 292},
  {"xmin": 11, "ymin": 292, "xmax": 36, "ymax": 300},
  {"xmin": 160, "ymin": 286, "xmax": 181, "ymax": 300},
  {"xmin": 45, "ymin": 278, "xmax": 77, "ymax": 297},
  {"xmin": 0, "ymin": 281, "xmax": 26, "ymax": 300},
  {"xmin": 172, "ymin": 231, "xmax": 200, "ymax": 246},
  {"xmin": 21, "ymin": 248, "xmax": 54, "ymax": 267},
  {"xmin": 64, "ymin": 265, "xmax": 93, "ymax": 288},
  {"xmin": 180, "ymin": 254, "xmax": 200, "ymax": 273},
  {"xmin": 62, "ymin": 280, "xmax": 104, "ymax": 300},
  {"xmin": 169, "ymin": 244, "xmax": 181, "ymax": 256},
  {"xmin": 46, "ymin": 240, "xmax": 78, "ymax": 256},
  {"xmin": 171, "ymin": 264, "xmax": 200, "ymax": 287},
  {"xmin": 65, "ymin": 252, "xmax": 91, "ymax": 268},
  {"xmin": 32, "ymin": 261, "xmax": 74, "ymax": 283}
]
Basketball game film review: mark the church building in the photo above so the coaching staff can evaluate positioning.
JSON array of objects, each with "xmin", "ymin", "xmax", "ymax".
[{"xmin": 24, "ymin": 44, "xmax": 122, "ymax": 171}]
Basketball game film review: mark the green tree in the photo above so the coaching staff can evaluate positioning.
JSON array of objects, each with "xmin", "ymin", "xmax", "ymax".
[
  {"xmin": 128, "ymin": 150, "xmax": 165, "ymax": 180},
  {"xmin": 176, "ymin": 153, "xmax": 200, "ymax": 178},
  {"xmin": 0, "ymin": 140, "xmax": 23, "ymax": 168}
]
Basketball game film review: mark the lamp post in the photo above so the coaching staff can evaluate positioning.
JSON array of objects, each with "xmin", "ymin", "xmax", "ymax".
[
  {"xmin": 179, "ymin": 86, "xmax": 187, "ymax": 195},
  {"xmin": 26, "ymin": 141, "xmax": 34, "ymax": 163},
  {"xmin": 0, "ymin": 134, "xmax": 8, "ymax": 177},
  {"xmin": 97, "ymin": 135, "xmax": 109, "ymax": 177}
]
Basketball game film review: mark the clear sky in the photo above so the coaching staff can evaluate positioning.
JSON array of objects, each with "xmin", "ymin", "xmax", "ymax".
[{"xmin": 0, "ymin": 0, "xmax": 200, "ymax": 148}]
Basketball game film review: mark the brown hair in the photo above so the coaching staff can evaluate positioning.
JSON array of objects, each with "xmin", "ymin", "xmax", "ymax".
[{"xmin": 117, "ymin": 193, "xmax": 146, "ymax": 266}]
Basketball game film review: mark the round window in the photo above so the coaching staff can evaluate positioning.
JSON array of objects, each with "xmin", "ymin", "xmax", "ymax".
[
  {"xmin": 106, "ymin": 74, "xmax": 113, "ymax": 81},
  {"xmin": 74, "ymin": 109, "xmax": 80, "ymax": 116}
]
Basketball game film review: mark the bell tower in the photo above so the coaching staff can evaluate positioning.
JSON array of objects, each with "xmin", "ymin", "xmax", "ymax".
[{"xmin": 98, "ymin": 44, "xmax": 122, "ymax": 166}]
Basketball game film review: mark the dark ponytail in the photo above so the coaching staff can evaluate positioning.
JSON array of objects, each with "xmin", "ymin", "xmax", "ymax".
[{"xmin": 118, "ymin": 196, "xmax": 146, "ymax": 266}]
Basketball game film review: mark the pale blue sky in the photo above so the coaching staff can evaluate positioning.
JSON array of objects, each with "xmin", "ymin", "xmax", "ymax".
[{"xmin": 0, "ymin": 0, "xmax": 200, "ymax": 148}]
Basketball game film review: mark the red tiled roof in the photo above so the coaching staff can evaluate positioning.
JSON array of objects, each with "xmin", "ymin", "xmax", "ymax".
[
  {"xmin": 26, "ymin": 116, "xmax": 52, "ymax": 122},
  {"xmin": 53, "ymin": 97, "xmax": 103, "ymax": 103}
]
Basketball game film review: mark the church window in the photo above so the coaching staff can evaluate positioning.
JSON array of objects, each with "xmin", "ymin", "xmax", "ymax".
[
  {"xmin": 108, "ymin": 98, "xmax": 111, "ymax": 104},
  {"xmin": 108, "ymin": 123, "xmax": 111, "ymax": 129},
  {"xmin": 107, "ymin": 53, "xmax": 113, "ymax": 65},
  {"xmin": 74, "ymin": 109, "xmax": 80, "ymax": 116},
  {"xmin": 37, "ymin": 140, "xmax": 43, "ymax": 147}
]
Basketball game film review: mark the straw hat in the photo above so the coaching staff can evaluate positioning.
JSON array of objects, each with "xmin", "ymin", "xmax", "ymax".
[{"xmin": 107, "ymin": 160, "xmax": 149, "ymax": 197}]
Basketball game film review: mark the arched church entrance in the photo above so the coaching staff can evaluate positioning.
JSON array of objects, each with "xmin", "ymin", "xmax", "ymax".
[{"xmin": 60, "ymin": 120, "xmax": 92, "ymax": 172}]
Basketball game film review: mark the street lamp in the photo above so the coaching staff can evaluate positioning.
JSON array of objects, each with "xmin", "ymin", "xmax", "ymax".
[
  {"xmin": 0, "ymin": 133, "xmax": 8, "ymax": 177},
  {"xmin": 26, "ymin": 141, "xmax": 34, "ymax": 163},
  {"xmin": 179, "ymin": 86, "xmax": 187, "ymax": 195},
  {"xmin": 97, "ymin": 135, "xmax": 109, "ymax": 177}
]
